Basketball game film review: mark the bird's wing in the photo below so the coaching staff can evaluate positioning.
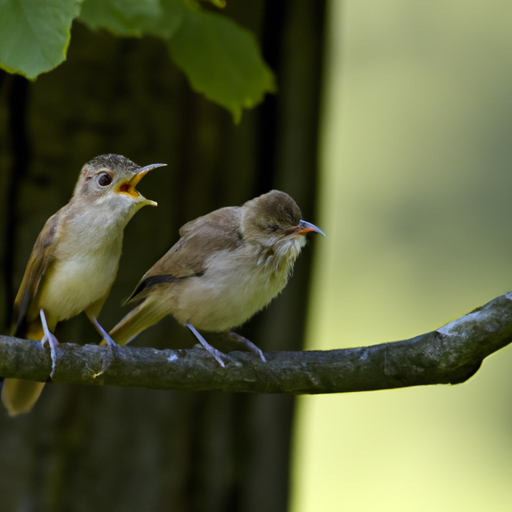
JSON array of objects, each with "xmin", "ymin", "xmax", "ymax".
[
  {"xmin": 12, "ymin": 211, "xmax": 62, "ymax": 337},
  {"xmin": 126, "ymin": 206, "xmax": 243, "ymax": 303},
  {"xmin": 178, "ymin": 206, "xmax": 240, "ymax": 238}
]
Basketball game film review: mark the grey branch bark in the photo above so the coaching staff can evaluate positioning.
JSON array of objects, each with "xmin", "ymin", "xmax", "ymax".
[{"xmin": 2, "ymin": 292, "xmax": 512, "ymax": 394}]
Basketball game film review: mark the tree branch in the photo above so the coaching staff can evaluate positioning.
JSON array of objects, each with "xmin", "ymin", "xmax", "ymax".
[{"xmin": 1, "ymin": 292, "xmax": 512, "ymax": 394}]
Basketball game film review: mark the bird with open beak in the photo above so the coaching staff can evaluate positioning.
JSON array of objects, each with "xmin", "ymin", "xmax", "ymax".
[
  {"xmin": 2, "ymin": 154, "xmax": 166, "ymax": 415},
  {"xmin": 107, "ymin": 190, "xmax": 325, "ymax": 366}
]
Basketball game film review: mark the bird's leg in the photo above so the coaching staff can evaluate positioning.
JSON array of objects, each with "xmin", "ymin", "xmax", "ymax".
[
  {"xmin": 87, "ymin": 314, "xmax": 117, "ymax": 347},
  {"xmin": 228, "ymin": 331, "xmax": 267, "ymax": 363},
  {"xmin": 185, "ymin": 323, "xmax": 226, "ymax": 368},
  {"xmin": 39, "ymin": 308, "xmax": 59, "ymax": 378},
  {"xmin": 86, "ymin": 313, "xmax": 119, "ymax": 375}
]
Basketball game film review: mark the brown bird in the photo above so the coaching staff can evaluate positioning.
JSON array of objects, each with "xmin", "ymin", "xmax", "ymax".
[
  {"xmin": 107, "ymin": 190, "xmax": 325, "ymax": 366},
  {"xmin": 1, "ymin": 154, "xmax": 166, "ymax": 415}
]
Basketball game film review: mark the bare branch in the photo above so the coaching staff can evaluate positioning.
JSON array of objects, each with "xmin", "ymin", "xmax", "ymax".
[{"xmin": 1, "ymin": 292, "xmax": 512, "ymax": 394}]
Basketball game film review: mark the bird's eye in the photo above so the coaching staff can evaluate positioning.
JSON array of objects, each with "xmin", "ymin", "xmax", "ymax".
[
  {"xmin": 267, "ymin": 224, "xmax": 279, "ymax": 232},
  {"xmin": 97, "ymin": 173, "xmax": 112, "ymax": 187}
]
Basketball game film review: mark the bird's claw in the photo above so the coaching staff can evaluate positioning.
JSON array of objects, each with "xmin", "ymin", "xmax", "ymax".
[
  {"xmin": 87, "ymin": 314, "xmax": 120, "ymax": 375},
  {"xmin": 99, "ymin": 342, "xmax": 119, "ymax": 375},
  {"xmin": 39, "ymin": 309, "xmax": 59, "ymax": 378},
  {"xmin": 186, "ymin": 323, "xmax": 226, "ymax": 368},
  {"xmin": 229, "ymin": 331, "xmax": 267, "ymax": 363},
  {"xmin": 41, "ymin": 332, "xmax": 59, "ymax": 379}
]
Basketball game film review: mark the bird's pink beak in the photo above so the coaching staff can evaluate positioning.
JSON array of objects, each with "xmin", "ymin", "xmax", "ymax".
[{"xmin": 296, "ymin": 220, "xmax": 326, "ymax": 237}]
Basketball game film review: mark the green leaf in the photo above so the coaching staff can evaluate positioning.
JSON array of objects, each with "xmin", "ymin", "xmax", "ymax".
[
  {"xmin": 0, "ymin": 0, "xmax": 81, "ymax": 79},
  {"xmin": 168, "ymin": 2, "xmax": 276, "ymax": 122},
  {"xmin": 79, "ymin": 0, "xmax": 184, "ymax": 40},
  {"xmin": 0, "ymin": 0, "xmax": 275, "ymax": 120},
  {"xmin": 201, "ymin": 0, "xmax": 226, "ymax": 8},
  {"xmin": 79, "ymin": 0, "xmax": 162, "ymax": 37}
]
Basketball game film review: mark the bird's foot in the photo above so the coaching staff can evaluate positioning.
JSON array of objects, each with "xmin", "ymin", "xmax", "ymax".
[
  {"xmin": 99, "ymin": 342, "xmax": 119, "ymax": 376},
  {"xmin": 87, "ymin": 314, "xmax": 119, "ymax": 375},
  {"xmin": 185, "ymin": 323, "xmax": 226, "ymax": 368},
  {"xmin": 39, "ymin": 309, "xmax": 59, "ymax": 378},
  {"xmin": 228, "ymin": 331, "xmax": 267, "ymax": 363}
]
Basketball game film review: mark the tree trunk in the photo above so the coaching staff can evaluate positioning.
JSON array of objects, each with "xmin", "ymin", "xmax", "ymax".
[{"xmin": 0, "ymin": 2, "xmax": 326, "ymax": 510}]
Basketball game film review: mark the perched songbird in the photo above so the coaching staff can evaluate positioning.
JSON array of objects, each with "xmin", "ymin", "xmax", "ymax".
[
  {"xmin": 1, "ymin": 154, "xmax": 166, "ymax": 415},
  {"xmin": 107, "ymin": 190, "xmax": 325, "ymax": 366}
]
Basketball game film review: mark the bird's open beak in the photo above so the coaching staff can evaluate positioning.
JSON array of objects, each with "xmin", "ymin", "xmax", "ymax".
[
  {"xmin": 117, "ymin": 163, "xmax": 167, "ymax": 206},
  {"xmin": 295, "ymin": 220, "xmax": 326, "ymax": 237}
]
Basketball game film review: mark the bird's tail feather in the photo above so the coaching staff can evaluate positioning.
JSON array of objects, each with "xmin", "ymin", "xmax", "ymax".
[
  {"xmin": 106, "ymin": 298, "xmax": 168, "ymax": 346},
  {"xmin": 2, "ymin": 323, "xmax": 46, "ymax": 416},
  {"xmin": 1, "ymin": 379, "xmax": 45, "ymax": 416}
]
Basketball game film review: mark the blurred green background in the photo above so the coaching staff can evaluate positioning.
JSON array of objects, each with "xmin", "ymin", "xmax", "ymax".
[{"xmin": 292, "ymin": 1, "xmax": 512, "ymax": 510}]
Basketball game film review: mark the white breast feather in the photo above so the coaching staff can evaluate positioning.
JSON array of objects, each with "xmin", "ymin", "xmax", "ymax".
[{"xmin": 177, "ymin": 235, "xmax": 306, "ymax": 331}]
